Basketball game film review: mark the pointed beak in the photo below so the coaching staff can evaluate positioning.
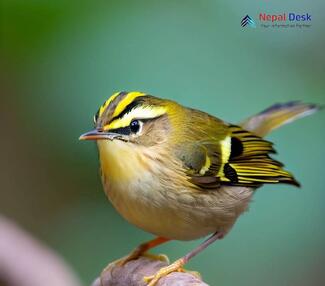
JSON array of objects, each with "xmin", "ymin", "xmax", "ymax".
[{"xmin": 79, "ymin": 129, "xmax": 120, "ymax": 141}]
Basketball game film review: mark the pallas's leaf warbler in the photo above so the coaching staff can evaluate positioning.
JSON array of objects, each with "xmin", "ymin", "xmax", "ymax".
[{"xmin": 80, "ymin": 91, "xmax": 318, "ymax": 285}]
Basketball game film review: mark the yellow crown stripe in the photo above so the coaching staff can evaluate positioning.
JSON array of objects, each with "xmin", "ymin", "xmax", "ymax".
[
  {"xmin": 99, "ymin": 92, "xmax": 120, "ymax": 117},
  {"xmin": 104, "ymin": 105, "xmax": 167, "ymax": 130},
  {"xmin": 112, "ymin": 91, "xmax": 146, "ymax": 118}
]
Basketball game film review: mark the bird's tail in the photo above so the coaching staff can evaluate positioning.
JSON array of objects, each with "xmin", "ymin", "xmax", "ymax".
[{"xmin": 240, "ymin": 102, "xmax": 320, "ymax": 137}]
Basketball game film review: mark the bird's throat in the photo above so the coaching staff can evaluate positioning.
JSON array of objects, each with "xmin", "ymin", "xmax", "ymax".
[{"xmin": 97, "ymin": 140, "xmax": 150, "ymax": 184}]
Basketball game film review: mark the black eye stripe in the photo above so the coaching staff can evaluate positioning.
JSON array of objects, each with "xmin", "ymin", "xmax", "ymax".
[
  {"xmin": 109, "ymin": 126, "xmax": 131, "ymax": 135},
  {"xmin": 109, "ymin": 120, "xmax": 140, "ymax": 136},
  {"xmin": 107, "ymin": 115, "xmax": 164, "ymax": 136}
]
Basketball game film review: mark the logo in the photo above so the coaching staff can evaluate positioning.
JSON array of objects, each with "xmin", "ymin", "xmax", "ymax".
[
  {"xmin": 259, "ymin": 13, "xmax": 311, "ymax": 22},
  {"xmin": 241, "ymin": 15, "xmax": 256, "ymax": 28},
  {"xmin": 259, "ymin": 13, "xmax": 312, "ymax": 28},
  {"xmin": 241, "ymin": 13, "xmax": 312, "ymax": 29}
]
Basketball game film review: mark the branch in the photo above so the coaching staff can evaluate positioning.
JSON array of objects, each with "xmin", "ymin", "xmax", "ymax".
[
  {"xmin": 91, "ymin": 256, "xmax": 209, "ymax": 286},
  {"xmin": 0, "ymin": 215, "xmax": 81, "ymax": 286}
]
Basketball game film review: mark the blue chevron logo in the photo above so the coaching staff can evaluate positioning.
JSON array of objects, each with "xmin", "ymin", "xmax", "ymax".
[{"xmin": 241, "ymin": 15, "xmax": 256, "ymax": 28}]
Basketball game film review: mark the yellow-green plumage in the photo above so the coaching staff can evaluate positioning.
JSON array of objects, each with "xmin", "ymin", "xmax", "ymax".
[
  {"xmin": 80, "ymin": 92, "xmax": 319, "ymax": 285},
  {"xmin": 80, "ymin": 91, "xmax": 318, "ymax": 241}
]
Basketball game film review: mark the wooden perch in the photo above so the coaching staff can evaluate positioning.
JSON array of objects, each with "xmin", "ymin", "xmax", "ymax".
[{"xmin": 91, "ymin": 256, "xmax": 209, "ymax": 286}]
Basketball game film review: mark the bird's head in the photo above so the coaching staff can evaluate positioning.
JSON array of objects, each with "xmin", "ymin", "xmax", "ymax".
[{"xmin": 79, "ymin": 91, "xmax": 178, "ymax": 146}]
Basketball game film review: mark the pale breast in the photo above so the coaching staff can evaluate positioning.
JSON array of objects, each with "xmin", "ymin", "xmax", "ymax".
[{"xmin": 97, "ymin": 140, "xmax": 254, "ymax": 240}]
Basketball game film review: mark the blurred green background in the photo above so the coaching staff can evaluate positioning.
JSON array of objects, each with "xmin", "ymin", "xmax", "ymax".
[{"xmin": 1, "ymin": 0, "xmax": 324, "ymax": 285}]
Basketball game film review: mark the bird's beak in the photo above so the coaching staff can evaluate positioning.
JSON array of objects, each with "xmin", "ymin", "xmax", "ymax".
[{"xmin": 79, "ymin": 129, "xmax": 120, "ymax": 141}]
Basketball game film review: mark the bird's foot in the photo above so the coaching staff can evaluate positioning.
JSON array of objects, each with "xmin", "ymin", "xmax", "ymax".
[
  {"xmin": 115, "ymin": 251, "xmax": 169, "ymax": 267},
  {"xmin": 101, "ymin": 251, "xmax": 169, "ymax": 280},
  {"xmin": 144, "ymin": 258, "xmax": 188, "ymax": 286}
]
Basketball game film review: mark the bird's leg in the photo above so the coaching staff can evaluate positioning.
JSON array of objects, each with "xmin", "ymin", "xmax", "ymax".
[
  {"xmin": 101, "ymin": 236, "xmax": 170, "ymax": 280},
  {"xmin": 144, "ymin": 232, "xmax": 224, "ymax": 286},
  {"xmin": 118, "ymin": 236, "xmax": 170, "ymax": 266}
]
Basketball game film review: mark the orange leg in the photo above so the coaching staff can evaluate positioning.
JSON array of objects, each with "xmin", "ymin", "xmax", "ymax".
[
  {"xmin": 118, "ymin": 236, "xmax": 170, "ymax": 266},
  {"xmin": 144, "ymin": 232, "xmax": 224, "ymax": 286},
  {"xmin": 100, "ymin": 236, "xmax": 170, "ymax": 282}
]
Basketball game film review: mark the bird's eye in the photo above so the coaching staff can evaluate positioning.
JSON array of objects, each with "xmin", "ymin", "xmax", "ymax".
[{"xmin": 130, "ymin": 120, "xmax": 140, "ymax": 133}]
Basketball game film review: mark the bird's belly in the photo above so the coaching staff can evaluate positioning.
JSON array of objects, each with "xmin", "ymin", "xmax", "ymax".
[
  {"xmin": 104, "ymin": 179, "xmax": 254, "ymax": 240},
  {"xmin": 97, "ymin": 140, "xmax": 254, "ymax": 240}
]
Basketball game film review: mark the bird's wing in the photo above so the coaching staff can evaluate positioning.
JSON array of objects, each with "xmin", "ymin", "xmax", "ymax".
[
  {"xmin": 180, "ymin": 124, "xmax": 300, "ymax": 190},
  {"xmin": 178, "ymin": 140, "xmax": 223, "ymax": 190}
]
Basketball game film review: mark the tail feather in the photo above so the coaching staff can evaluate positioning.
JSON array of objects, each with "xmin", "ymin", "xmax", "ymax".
[
  {"xmin": 221, "ymin": 125, "xmax": 300, "ymax": 187},
  {"xmin": 240, "ymin": 102, "xmax": 320, "ymax": 137},
  {"xmin": 227, "ymin": 101, "xmax": 320, "ymax": 188}
]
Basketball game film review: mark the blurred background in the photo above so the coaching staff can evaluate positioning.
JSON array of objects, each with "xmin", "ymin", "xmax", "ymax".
[{"xmin": 1, "ymin": 0, "xmax": 324, "ymax": 285}]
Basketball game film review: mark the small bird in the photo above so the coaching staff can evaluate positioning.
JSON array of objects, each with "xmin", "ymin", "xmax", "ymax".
[{"xmin": 80, "ymin": 91, "xmax": 318, "ymax": 285}]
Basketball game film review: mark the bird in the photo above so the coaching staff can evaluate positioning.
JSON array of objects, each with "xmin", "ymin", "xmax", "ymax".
[{"xmin": 79, "ymin": 91, "xmax": 318, "ymax": 286}]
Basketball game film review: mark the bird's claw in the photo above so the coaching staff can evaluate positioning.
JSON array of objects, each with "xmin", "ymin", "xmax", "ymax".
[
  {"xmin": 143, "ymin": 258, "xmax": 186, "ymax": 286},
  {"xmin": 100, "ymin": 251, "xmax": 170, "ymax": 282}
]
